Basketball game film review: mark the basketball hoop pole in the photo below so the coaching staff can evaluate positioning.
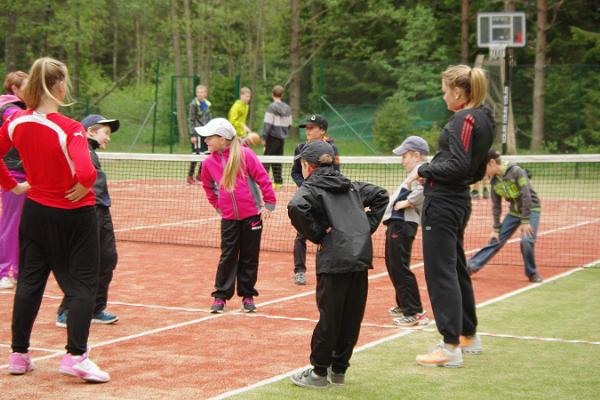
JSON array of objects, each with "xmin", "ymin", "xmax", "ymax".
[{"xmin": 502, "ymin": 50, "xmax": 511, "ymax": 155}]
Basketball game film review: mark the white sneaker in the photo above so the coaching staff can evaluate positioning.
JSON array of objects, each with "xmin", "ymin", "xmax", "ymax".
[
  {"xmin": 59, "ymin": 353, "xmax": 110, "ymax": 383},
  {"xmin": 460, "ymin": 334, "xmax": 482, "ymax": 354},
  {"xmin": 0, "ymin": 277, "xmax": 14, "ymax": 289},
  {"xmin": 416, "ymin": 342, "xmax": 464, "ymax": 368}
]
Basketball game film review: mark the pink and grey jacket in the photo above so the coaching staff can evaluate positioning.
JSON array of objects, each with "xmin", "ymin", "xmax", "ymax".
[{"xmin": 200, "ymin": 146, "xmax": 276, "ymax": 220}]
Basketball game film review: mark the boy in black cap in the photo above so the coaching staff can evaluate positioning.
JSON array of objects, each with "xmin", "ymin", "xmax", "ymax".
[
  {"xmin": 56, "ymin": 114, "xmax": 121, "ymax": 327},
  {"xmin": 290, "ymin": 114, "xmax": 340, "ymax": 285},
  {"xmin": 288, "ymin": 141, "xmax": 388, "ymax": 389}
]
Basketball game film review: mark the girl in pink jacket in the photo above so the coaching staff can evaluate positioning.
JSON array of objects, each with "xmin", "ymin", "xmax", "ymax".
[{"xmin": 198, "ymin": 118, "xmax": 276, "ymax": 313}]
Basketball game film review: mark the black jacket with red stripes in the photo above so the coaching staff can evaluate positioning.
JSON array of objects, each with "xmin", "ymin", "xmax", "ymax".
[{"xmin": 417, "ymin": 106, "xmax": 495, "ymax": 199}]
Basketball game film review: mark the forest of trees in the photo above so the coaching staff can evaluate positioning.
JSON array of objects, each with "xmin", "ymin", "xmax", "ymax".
[{"xmin": 2, "ymin": 0, "xmax": 599, "ymax": 154}]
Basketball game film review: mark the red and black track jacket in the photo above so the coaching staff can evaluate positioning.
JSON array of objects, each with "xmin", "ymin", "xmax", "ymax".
[{"xmin": 418, "ymin": 106, "xmax": 495, "ymax": 198}]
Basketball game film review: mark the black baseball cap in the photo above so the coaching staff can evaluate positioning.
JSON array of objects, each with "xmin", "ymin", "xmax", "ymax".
[
  {"xmin": 300, "ymin": 141, "xmax": 335, "ymax": 166},
  {"xmin": 81, "ymin": 114, "xmax": 120, "ymax": 133},
  {"xmin": 298, "ymin": 114, "xmax": 328, "ymax": 130}
]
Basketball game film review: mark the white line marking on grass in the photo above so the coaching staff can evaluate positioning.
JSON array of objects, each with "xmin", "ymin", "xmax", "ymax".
[
  {"xmin": 209, "ymin": 258, "xmax": 600, "ymax": 400},
  {"xmin": 477, "ymin": 332, "xmax": 600, "ymax": 346}
]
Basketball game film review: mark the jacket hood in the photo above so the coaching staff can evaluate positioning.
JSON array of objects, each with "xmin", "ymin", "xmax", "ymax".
[
  {"xmin": 306, "ymin": 167, "xmax": 351, "ymax": 193},
  {"xmin": 270, "ymin": 101, "xmax": 291, "ymax": 117},
  {"xmin": 0, "ymin": 94, "xmax": 24, "ymax": 109}
]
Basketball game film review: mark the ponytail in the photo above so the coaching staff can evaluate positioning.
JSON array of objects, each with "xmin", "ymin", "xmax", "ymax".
[
  {"xmin": 22, "ymin": 57, "xmax": 73, "ymax": 110},
  {"xmin": 220, "ymin": 137, "xmax": 246, "ymax": 191},
  {"xmin": 442, "ymin": 64, "xmax": 488, "ymax": 109}
]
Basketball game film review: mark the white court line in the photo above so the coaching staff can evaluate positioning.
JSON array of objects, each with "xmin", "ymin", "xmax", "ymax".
[
  {"xmin": 0, "ymin": 344, "xmax": 63, "ymax": 353},
  {"xmin": 209, "ymin": 257, "xmax": 600, "ymax": 400},
  {"xmin": 236, "ymin": 312, "xmax": 405, "ymax": 330}
]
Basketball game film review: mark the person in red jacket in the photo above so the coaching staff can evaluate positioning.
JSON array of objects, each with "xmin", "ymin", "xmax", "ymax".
[
  {"xmin": 0, "ymin": 57, "xmax": 109, "ymax": 383},
  {"xmin": 198, "ymin": 118, "xmax": 276, "ymax": 314}
]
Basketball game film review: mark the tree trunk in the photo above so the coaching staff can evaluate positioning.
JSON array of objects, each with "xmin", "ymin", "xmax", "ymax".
[
  {"xmin": 4, "ymin": 7, "xmax": 17, "ymax": 74},
  {"xmin": 183, "ymin": 0, "xmax": 195, "ymax": 93},
  {"xmin": 113, "ymin": 15, "xmax": 118, "ymax": 82},
  {"xmin": 171, "ymin": 0, "xmax": 188, "ymax": 143},
  {"xmin": 72, "ymin": 4, "xmax": 81, "ymax": 98},
  {"xmin": 531, "ymin": 0, "xmax": 547, "ymax": 152},
  {"xmin": 504, "ymin": 0, "xmax": 517, "ymax": 154},
  {"xmin": 135, "ymin": 18, "xmax": 141, "ymax": 85},
  {"xmin": 289, "ymin": 0, "xmax": 301, "ymax": 139},
  {"xmin": 460, "ymin": 0, "xmax": 469, "ymax": 64},
  {"xmin": 249, "ymin": 0, "xmax": 265, "ymax": 130}
]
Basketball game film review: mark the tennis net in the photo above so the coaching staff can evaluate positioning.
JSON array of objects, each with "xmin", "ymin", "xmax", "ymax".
[{"xmin": 99, "ymin": 152, "xmax": 600, "ymax": 268}]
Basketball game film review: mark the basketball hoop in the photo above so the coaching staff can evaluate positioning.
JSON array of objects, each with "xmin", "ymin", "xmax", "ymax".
[{"xmin": 489, "ymin": 44, "xmax": 507, "ymax": 61}]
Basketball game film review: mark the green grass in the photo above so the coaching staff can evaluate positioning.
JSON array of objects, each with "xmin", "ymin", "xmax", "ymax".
[{"xmin": 230, "ymin": 266, "xmax": 600, "ymax": 400}]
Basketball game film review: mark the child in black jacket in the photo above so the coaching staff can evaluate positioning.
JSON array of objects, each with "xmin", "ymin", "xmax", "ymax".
[{"xmin": 287, "ymin": 141, "xmax": 388, "ymax": 388}]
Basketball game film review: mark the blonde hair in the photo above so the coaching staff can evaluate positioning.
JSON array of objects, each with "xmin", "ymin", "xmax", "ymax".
[
  {"xmin": 220, "ymin": 137, "xmax": 246, "ymax": 191},
  {"xmin": 442, "ymin": 65, "xmax": 487, "ymax": 109},
  {"xmin": 195, "ymin": 84, "xmax": 207, "ymax": 92},
  {"xmin": 3, "ymin": 71, "xmax": 28, "ymax": 94},
  {"xmin": 240, "ymin": 87, "xmax": 251, "ymax": 96},
  {"xmin": 23, "ymin": 57, "xmax": 73, "ymax": 109}
]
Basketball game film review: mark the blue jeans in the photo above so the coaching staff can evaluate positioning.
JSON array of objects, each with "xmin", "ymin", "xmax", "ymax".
[{"xmin": 468, "ymin": 211, "xmax": 540, "ymax": 277}]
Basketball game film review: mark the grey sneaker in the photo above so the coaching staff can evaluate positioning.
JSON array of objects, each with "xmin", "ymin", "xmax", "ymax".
[
  {"xmin": 528, "ymin": 273, "xmax": 543, "ymax": 283},
  {"xmin": 459, "ymin": 334, "xmax": 482, "ymax": 355},
  {"xmin": 290, "ymin": 368, "xmax": 328, "ymax": 389},
  {"xmin": 393, "ymin": 311, "xmax": 430, "ymax": 327},
  {"xmin": 327, "ymin": 367, "xmax": 345, "ymax": 385},
  {"xmin": 388, "ymin": 306, "xmax": 403, "ymax": 316},
  {"xmin": 294, "ymin": 272, "xmax": 306, "ymax": 285}
]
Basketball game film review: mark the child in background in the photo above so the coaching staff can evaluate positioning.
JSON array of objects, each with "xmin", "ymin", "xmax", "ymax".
[
  {"xmin": 382, "ymin": 136, "xmax": 430, "ymax": 327},
  {"xmin": 187, "ymin": 84, "xmax": 212, "ymax": 185},
  {"xmin": 290, "ymin": 114, "xmax": 340, "ymax": 286},
  {"xmin": 0, "ymin": 70, "xmax": 28, "ymax": 289},
  {"xmin": 198, "ymin": 118, "xmax": 276, "ymax": 313},
  {"xmin": 228, "ymin": 87, "xmax": 252, "ymax": 138},
  {"xmin": 56, "ymin": 114, "xmax": 121, "ymax": 327},
  {"xmin": 288, "ymin": 141, "xmax": 388, "ymax": 388},
  {"xmin": 468, "ymin": 149, "xmax": 543, "ymax": 283}
]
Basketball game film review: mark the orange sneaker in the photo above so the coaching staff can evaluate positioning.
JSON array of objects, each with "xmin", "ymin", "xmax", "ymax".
[
  {"xmin": 459, "ymin": 334, "xmax": 482, "ymax": 354},
  {"xmin": 416, "ymin": 342, "xmax": 463, "ymax": 368}
]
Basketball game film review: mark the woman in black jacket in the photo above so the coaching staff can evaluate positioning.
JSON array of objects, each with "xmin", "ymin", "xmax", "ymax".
[
  {"xmin": 287, "ymin": 140, "xmax": 388, "ymax": 388},
  {"xmin": 409, "ymin": 65, "xmax": 495, "ymax": 368}
]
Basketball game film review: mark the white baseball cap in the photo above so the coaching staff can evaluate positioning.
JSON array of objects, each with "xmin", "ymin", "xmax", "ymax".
[{"xmin": 195, "ymin": 118, "xmax": 236, "ymax": 140}]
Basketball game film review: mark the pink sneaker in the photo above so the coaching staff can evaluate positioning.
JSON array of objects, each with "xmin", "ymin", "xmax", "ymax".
[
  {"xmin": 8, "ymin": 352, "xmax": 35, "ymax": 375},
  {"xmin": 59, "ymin": 353, "xmax": 110, "ymax": 383}
]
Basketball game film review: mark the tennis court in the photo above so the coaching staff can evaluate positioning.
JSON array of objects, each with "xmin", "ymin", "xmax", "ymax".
[{"xmin": 1, "ymin": 154, "xmax": 599, "ymax": 399}]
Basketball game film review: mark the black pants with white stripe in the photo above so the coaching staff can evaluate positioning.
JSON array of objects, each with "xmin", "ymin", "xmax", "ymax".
[
  {"xmin": 212, "ymin": 215, "xmax": 262, "ymax": 300},
  {"xmin": 310, "ymin": 270, "xmax": 368, "ymax": 376},
  {"xmin": 12, "ymin": 200, "xmax": 99, "ymax": 355},
  {"xmin": 421, "ymin": 195, "xmax": 477, "ymax": 345}
]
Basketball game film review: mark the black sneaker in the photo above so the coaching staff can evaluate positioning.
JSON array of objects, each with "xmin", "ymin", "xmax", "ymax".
[
  {"xmin": 211, "ymin": 298, "xmax": 226, "ymax": 313},
  {"xmin": 242, "ymin": 297, "xmax": 257, "ymax": 313},
  {"xmin": 528, "ymin": 274, "xmax": 543, "ymax": 283}
]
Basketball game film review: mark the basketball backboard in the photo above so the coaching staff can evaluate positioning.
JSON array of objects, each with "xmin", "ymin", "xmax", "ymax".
[{"xmin": 477, "ymin": 12, "xmax": 526, "ymax": 48}]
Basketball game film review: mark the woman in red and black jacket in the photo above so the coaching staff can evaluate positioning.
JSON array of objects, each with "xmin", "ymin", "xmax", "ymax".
[
  {"xmin": 0, "ymin": 57, "xmax": 109, "ymax": 383},
  {"xmin": 408, "ymin": 65, "xmax": 495, "ymax": 368}
]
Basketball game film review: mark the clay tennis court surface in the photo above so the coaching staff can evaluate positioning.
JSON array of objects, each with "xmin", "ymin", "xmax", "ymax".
[{"xmin": 1, "ymin": 193, "xmax": 599, "ymax": 399}]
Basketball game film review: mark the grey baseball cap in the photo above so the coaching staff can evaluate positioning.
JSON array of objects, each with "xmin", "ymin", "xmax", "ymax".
[
  {"xmin": 392, "ymin": 136, "xmax": 429, "ymax": 156},
  {"xmin": 195, "ymin": 118, "xmax": 236, "ymax": 140},
  {"xmin": 300, "ymin": 141, "xmax": 335, "ymax": 165}
]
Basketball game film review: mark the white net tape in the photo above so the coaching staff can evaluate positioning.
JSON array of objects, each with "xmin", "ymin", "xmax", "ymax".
[{"xmin": 489, "ymin": 45, "xmax": 507, "ymax": 60}]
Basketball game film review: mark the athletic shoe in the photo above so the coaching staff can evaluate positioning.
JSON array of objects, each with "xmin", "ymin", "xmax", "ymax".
[
  {"xmin": 416, "ymin": 342, "xmax": 464, "ymax": 368},
  {"xmin": 388, "ymin": 306, "xmax": 404, "ymax": 316},
  {"xmin": 460, "ymin": 334, "xmax": 482, "ymax": 355},
  {"xmin": 242, "ymin": 297, "xmax": 257, "ymax": 313},
  {"xmin": 528, "ymin": 273, "xmax": 543, "ymax": 283},
  {"xmin": 56, "ymin": 311, "xmax": 68, "ymax": 328},
  {"xmin": 0, "ymin": 276, "xmax": 14, "ymax": 289},
  {"xmin": 92, "ymin": 310, "xmax": 119, "ymax": 325},
  {"xmin": 186, "ymin": 176, "xmax": 196, "ymax": 185},
  {"xmin": 273, "ymin": 183, "xmax": 283, "ymax": 190},
  {"xmin": 482, "ymin": 188, "xmax": 490, "ymax": 199},
  {"xmin": 211, "ymin": 298, "xmax": 225, "ymax": 313},
  {"xmin": 8, "ymin": 352, "xmax": 35, "ymax": 375},
  {"xmin": 59, "ymin": 353, "xmax": 110, "ymax": 383},
  {"xmin": 327, "ymin": 367, "xmax": 345, "ymax": 385},
  {"xmin": 393, "ymin": 311, "xmax": 430, "ymax": 327},
  {"xmin": 470, "ymin": 190, "xmax": 480, "ymax": 200},
  {"xmin": 290, "ymin": 368, "xmax": 328, "ymax": 389},
  {"xmin": 294, "ymin": 272, "xmax": 306, "ymax": 285}
]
